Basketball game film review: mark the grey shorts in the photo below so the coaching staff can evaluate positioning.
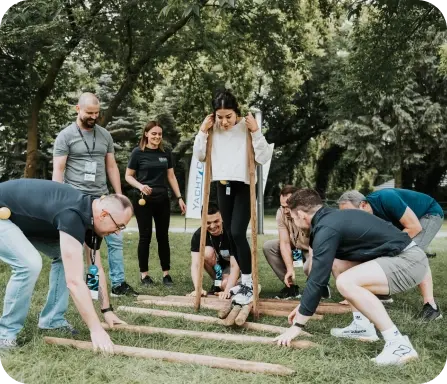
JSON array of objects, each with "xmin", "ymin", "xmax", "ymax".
[
  {"xmin": 413, "ymin": 214, "xmax": 443, "ymax": 251},
  {"xmin": 375, "ymin": 245, "xmax": 428, "ymax": 295}
]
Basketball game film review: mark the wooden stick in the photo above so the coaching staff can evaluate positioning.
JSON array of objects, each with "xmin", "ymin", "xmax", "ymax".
[
  {"xmin": 117, "ymin": 307, "xmax": 312, "ymax": 337},
  {"xmin": 235, "ymin": 303, "xmax": 252, "ymax": 326},
  {"xmin": 223, "ymin": 304, "xmax": 242, "ymax": 326},
  {"xmin": 246, "ymin": 129, "xmax": 259, "ymax": 319},
  {"xmin": 101, "ymin": 323, "xmax": 316, "ymax": 350},
  {"xmin": 217, "ymin": 302, "xmax": 233, "ymax": 319},
  {"xmin": 195, "ymin": 128, "xmax": 213, "ymax": 310},
  {"xmin": 139, "ymin": 299, "xmax": 227, "ymax": 311},
  {"xmin": 137, "ymin": 295, "xmax": 351, "ymax": 314},
  {"xmin": 44, "ymin": 337, "xmax": 295, "ymax": 376},
  {"xmin": 260, "ymin": 308, "xmax": 324, "ymax": 320}
]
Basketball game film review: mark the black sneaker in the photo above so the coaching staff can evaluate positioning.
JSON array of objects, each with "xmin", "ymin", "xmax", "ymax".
[
  {"xmin": 141, "ymin": 275, "xmax": 155, "ymax": 286},
  {"xmin": 376, "ymin": 294, "xmax": 394, "ymax": 304},
  {"xmin": 162, "ymin": 275, "xmax": 174, "ymax": 287},
  {"xmin": 275, "ymin": 285, "xmax": 300, "ymax": 300},
  {"xmin": 321, "ymin": 285, "xmax": 331, "ymax": 300},
  {"xmin": 418, "ymin": 302, "xmax": 442, "ymax": 321},
  {"xmin": 111, "ymin": 281, "xmax": 139, "ymax": 297},
  {"xmin": 208, "ymin": 283, "xmax": 222, "ymax": 295},
  {"xmin": 426, "ymin": 252, "xmax": 437, "ymax": 258}
]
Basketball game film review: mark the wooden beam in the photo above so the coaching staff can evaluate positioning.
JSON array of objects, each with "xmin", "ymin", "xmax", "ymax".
[
  {"xmin": 117, "ymin": 307, "xmax": 312, "ymax": 337},
  {"xmin": 223, "ymin": 304, "xmax": 242, "ymax": 326},
  {"xmin": 246, "ymin": 129, "xmax": 259, "ymax": 319},
  {"xmin": 44, "ymin": 337, "xmax": 295, "ymax": 376},
  {"xmin": 195, "ymin": 129, "xmax": 213, "ymax": 310},
  {"xmin": 101, "ymin": 323, "xmax": 316, "ymax": 350},
  {"xmin": 235, "ymin": 303, "xmax": 252, "ymax": 326}
]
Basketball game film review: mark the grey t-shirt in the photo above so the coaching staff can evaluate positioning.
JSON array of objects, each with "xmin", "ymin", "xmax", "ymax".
[{"xmin": 53, "ymin": 122, "xmax": 114, "ymax": 196}]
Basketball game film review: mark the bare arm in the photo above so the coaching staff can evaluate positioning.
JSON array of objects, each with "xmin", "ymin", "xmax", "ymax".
[
  {"xmin": 105, "ymin": 153, "xmax": 122, "ymax": 194},
  {"xmin": 167, "ymin": 168, "xmax": 182, "ymax": 198},
  {"xmin": 223, "ymin": 256, "xmax": 240, "ymax": 292},
  {"xmin": 399, "ymin": 207, "xmax": 422, "ymax": 238},
  {"xmin": 52, "ymin": 156, "xmax": 67, "ymax": 183},
  {"xmin": 279, "ymin": 227, "xmax": 295, "ymax": 286},
  {"xmin": 190, "ymin": 251, "xmax": 202, "ymax": 291}
]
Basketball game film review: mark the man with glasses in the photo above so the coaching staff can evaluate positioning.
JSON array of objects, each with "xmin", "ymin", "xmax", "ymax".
[
  {"xmin": 53, "ymin": 92, "xmax": 138, "ymax": 298},
  {"xmin": 0, "ymin": 179, "xmax": 133, "ymax": 351},
  {"xmin": 263, "ymin": 185, "xmax": 324, "ymax": 299}
]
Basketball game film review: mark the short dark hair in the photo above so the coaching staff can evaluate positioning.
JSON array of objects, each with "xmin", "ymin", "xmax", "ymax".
[
  {"xmin": 280, "ymin": 185, "xmax": 299, "ymax": 197},
  {"xmin": 287, "ymin": 189, "xmax": 323, "ymax": 213},
  {"xmin": 201, "ymin": 201, "xmax": 220, "ymax": 216},
  {"xmin": 212, "ymin": 89, "xmax": 241, "ymax": 116}
]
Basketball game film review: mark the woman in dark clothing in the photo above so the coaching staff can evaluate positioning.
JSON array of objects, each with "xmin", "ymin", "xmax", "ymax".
[{"xmin": 125, "ymin": 121, "xmax": 186, "ymax": 286}]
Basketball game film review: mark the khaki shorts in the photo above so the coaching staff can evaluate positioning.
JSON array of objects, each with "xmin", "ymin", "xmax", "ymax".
[{"xmin": 375, "ymin": 245, "xmax": 428, "ymax": 295}]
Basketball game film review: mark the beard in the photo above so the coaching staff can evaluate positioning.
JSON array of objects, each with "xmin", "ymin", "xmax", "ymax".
[{"xmin": 81, "ymin": 116, "xmax": 97, "ymax": 128}]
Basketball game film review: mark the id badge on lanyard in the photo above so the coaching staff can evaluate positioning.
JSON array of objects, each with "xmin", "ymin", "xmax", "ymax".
[{"xmin": 84, "ymin": 161, "xmax": 97, "ymax": 181}]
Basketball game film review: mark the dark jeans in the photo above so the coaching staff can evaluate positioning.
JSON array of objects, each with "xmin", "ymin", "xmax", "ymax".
[
  {"xmin": 216, "ymin": 181, "xmax": 252, "ymax": 274},
  {"xmin": 133, "ymin": 195, "xmax": 171, "ymax": 273}
]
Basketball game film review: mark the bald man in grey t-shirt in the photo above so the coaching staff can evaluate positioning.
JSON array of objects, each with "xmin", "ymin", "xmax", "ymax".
[{"xmin": 53, "ymin": 92, "xmax": 138, "ymax": 299}]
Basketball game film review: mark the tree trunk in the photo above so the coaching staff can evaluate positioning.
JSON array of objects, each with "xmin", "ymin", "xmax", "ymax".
[
  {"xmin": 314, "ymin": 145, "xmax": 344, "ymax": 199},
  {"xmin": 24, "ymin": 1, "xmax": 104, "ymax": 178},
  {"xmin": 99, "ymin": 1, "xmax": 209, "ymax": 128}
]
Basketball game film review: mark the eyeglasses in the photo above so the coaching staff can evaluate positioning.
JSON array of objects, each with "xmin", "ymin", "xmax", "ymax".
[{"xmin": 102, "ymin": 209, "xmax": 126, "ymax": 231}]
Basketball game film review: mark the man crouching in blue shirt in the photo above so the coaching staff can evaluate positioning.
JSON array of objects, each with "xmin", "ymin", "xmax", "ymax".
[{"xmin": 275, "ymin": 189, "xmax": 427, "ymax": 366}]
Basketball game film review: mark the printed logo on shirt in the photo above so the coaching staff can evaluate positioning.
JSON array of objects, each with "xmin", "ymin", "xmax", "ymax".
[{"xmin": 159, "ymin": 157, "xmax": 168, "ymax": 163}]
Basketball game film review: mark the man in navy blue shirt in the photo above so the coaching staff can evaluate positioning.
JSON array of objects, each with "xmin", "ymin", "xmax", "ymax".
[
  {"xmin": 275, "ymin": 189, "xmax": 426, "ymax": 366},
  {"xmin": 338, "ymin": 189, "xmax": 443, "ymax": 321}
]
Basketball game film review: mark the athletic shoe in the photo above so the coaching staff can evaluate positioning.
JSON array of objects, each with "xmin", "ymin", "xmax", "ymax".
[
  {"xmin": 321, "ymin": 285, "xmax": 331, "ymax": 299},
  {"xmin": 372, "ymin": 336, "xmax": 418, "ymax": 365},
  {"xmin": 275, "ymin": 285, "xmax": 301, "ymax": 300},
  {"xmin": 39, "ymin": 322, "xmax": 79, "ymax": 336},
  {"xmin": 330, "ymin": 320, "xmax": 379, "ymax": 342},
  {"xmin": 0, "ymin": 339, "xmax": 17, "ymax": 350},
  {"xmin": 141, "ymin": 275, "xmax": 155, "ymax": 286},
  {"xmin": 162, "ymin": 275, "xmax": 174, "ymax": 287},
  {"xmin": 111, "ymin": 281, "xmax": 139, "ymax": 297},
  {"xmin": 232, "ymin": 284, "xmax": 253, "ymax": 305},
  {"xmin": 418, "ymin": 302, "xmax": 442, "ymax": 321},
  {"xmin": 376, "ymin": 294, "xmax": 394, "ymax": 304},
  {"xmin": 229, "ymin": 284, "xmax": 241, "ymax": 296},
  {"xmin": 426, "ymin": 252, "xmax": 436, "ymax": 258}
]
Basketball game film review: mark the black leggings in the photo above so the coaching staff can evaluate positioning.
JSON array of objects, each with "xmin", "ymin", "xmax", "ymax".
[
  {"xmin": 216, "ymin": 181, "xmax": 251, "ymax": 274},
  {"xmin": 133, "ymin": 195, "xmax": 171, "ymax": 273}
]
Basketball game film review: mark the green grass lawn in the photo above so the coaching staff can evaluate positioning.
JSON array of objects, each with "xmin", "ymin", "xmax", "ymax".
[{"xmin": 1, "ymin": 233, "xmax": 446, "ymax": 384}]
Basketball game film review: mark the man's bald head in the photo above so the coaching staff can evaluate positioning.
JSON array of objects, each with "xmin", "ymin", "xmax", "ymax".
[
  {"xmin": 78, "ymin": 92, "xmax": 100, "ymax": 108},
  {"xmin": 76, "ymin": 93, "xmax": 100, "ymax": 129}
]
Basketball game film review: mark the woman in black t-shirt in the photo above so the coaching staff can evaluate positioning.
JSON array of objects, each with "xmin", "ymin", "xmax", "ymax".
[{"xmin": 125, "ymin": 121, "xmax": 186, "ymax": 286}]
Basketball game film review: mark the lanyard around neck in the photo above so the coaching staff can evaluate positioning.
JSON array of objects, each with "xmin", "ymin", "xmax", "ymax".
[{"xmin": 77, "ymin": 124, "xmax": 96, "ymax": 159}]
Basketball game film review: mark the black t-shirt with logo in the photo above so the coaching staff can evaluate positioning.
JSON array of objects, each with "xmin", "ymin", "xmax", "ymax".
[
  {"xmin": 0, "ymin": 179, "xmax": 94, "ymax": 246},
  {"xmin": 190, "ymin": 227, "xmax": 232, "ymax": 270},
  {"xmin": 127, "ymin": 147, "xmax": 173, "ymax": 199}
]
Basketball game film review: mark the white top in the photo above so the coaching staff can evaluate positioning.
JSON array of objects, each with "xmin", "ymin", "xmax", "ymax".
[{"xmin": 193, "ymin": 118, "xmax": 273, "ymax": 185}]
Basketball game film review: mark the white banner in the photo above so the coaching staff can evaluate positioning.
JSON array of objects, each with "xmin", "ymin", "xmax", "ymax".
[
  {"xmin": 185, "ymin": 155, "xmax": 206, "ymax": 219},
  {"xmin": 185, "ymin": 143, "xmax": 274, "ymax": 219}
]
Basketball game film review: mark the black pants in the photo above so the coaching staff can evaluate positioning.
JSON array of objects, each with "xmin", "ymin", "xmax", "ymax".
[
  {"xmin": 133, "ymin": 195, "xmax": 171, "ymax": 273},
  {"xmin": 216, "ymin": 181, "xmax": 251, "ymax": 274}
]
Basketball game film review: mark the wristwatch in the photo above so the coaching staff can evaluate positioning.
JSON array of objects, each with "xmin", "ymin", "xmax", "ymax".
[
  {"xmin": 293, "ymin": 321, "xmax": 306, "ymax": 329},
  {"xmin": 101, "ymin": 305, "xmax": 114, "ymax": 314}
]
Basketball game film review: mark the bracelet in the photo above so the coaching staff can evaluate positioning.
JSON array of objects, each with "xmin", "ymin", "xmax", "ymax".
[
  {"xmin": 293, "ymin": 322, "xmax": 306, "ymax": 329},
  {"xmin": 101, "ymin": 306, "xmax": 114, "ymax": 314}
]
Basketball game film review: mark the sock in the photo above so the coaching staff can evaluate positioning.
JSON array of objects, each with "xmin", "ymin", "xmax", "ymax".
[
  {"xmin": 353, "ymin": 311, "xmax": 371, "ymax": 327},
  {"xmin": 381, "ymin": 325, "xmax": 402, "ymax": 342},
  {"xmin": 241, "ymin": 274, "xmax": 253, "ymax": 287}
]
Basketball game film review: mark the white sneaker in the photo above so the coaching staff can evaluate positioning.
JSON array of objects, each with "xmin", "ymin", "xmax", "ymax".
[
  {"xmin": 229, "ymin": 284, "xmax": 241, "ymax": 296},
  {"xmin": 372, "ymin": 336, "xmax": 418, "ymax": 365},
  {"xmin": 330, "ymin": 320, "xmax": 379, "ymax": 342},
  {"xmin": 232, "ymin": 284, "xmax": 253, "ymax": 305},
  {"xmin": 0, "ymin": 339, "xmax": 17, "ymax": 350}
]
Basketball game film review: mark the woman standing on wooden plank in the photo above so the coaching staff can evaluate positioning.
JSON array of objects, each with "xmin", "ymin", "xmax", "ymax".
[{"xmin": 193, "ymin": 89, "xmax": 272, "ymax": 305}]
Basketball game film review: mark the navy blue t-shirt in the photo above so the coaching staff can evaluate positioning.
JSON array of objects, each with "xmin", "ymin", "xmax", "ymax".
[{"xmin": 366, "ymin": 189, "xmax": 444, "ymax": 230}]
